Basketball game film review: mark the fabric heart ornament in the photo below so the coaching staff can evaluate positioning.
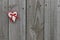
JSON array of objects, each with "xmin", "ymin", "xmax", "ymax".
[{"xmin": 8, "ymin": 11, "xmax": 18, "ymax": 22}]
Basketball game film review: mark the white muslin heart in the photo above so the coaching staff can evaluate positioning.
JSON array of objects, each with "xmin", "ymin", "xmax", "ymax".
[{"xmin": 8, "ymin": 12, "xmax": 17, "ymax": 22}]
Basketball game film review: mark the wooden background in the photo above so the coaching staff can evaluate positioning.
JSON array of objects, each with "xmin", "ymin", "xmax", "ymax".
[{"xmin": 0, "ymin": 0, "xmax": 58, "ymax": 40}]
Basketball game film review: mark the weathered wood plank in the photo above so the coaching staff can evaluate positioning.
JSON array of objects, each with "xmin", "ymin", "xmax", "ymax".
[
  {"xmin": 45, "ymin": 0, "xmax": 57, "ymax": 40},
  {"xmin": 0, "ymin": 0, "xmax": 9, "ymax": 40},
  {"xmin": 50, "ymin": 0, "xmax": 57, "ymax": 40},
  {"xmin": 57, "ymin": 0, "xmax": 60, "ymax": 40},
  {"xmin": 44, "ymin": 0, "xmax": 51, "ymax": 40},
  {"xmin": 9, "ymin": 0, "xmax": 26, "ymax": 40},
  {"xmin": 27, "ymin": 0, "xmax": 44, "ymax": 40}
]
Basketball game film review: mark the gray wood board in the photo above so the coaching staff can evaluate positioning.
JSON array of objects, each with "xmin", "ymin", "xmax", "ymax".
[
  {"xmin": 45, "ymin": 0, "xmax": 57, "ymax": 40},
  {"xmin": 0, "ymin": 0, "xmax": 9, "ymax": 40},
  {"xmin": 9, "ymin": 0, "xmax": 26, "ymax": 40},
  {"xmin": 27, "ymin": 0, "xmax": 44, "ymax": 40}
]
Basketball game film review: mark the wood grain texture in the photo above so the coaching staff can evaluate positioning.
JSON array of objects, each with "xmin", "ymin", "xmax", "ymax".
[
  {"xmin": 27, "ymin": 0, "xmax": 44, "ymax": 40},
  {"xmin": 0, "ymin": 0, "xmax": 26, "ymax": 40},
  {"xmin": 0, "ymin": 0, "xmax": 9, "ymax": 40},
  {"xmin": 0, "ymin": 0, "xmax": 58, "ymax": 40},
  {"xmin": 45, "ymin": 0, "xmax": 57, "ymax": 40},
  {"xmin": 50, "ymin": 0, "xmax": 57, "ymax": 40},
  {"xmin": 57, "ymin": 0, "xmax": 60, "ymax": 40},
  {"xmin": 44, "ymin": 0, "xmax": 51, "ymax": 40},
  {"xmin": 9, "ymin": 0, "xmax": 26, "ymax": 40}
]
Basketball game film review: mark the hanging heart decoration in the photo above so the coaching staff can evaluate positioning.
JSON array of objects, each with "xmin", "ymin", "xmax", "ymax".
[{"xmin": 8, "ymin": 11, "xmax": 18, "ymax": 22}]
